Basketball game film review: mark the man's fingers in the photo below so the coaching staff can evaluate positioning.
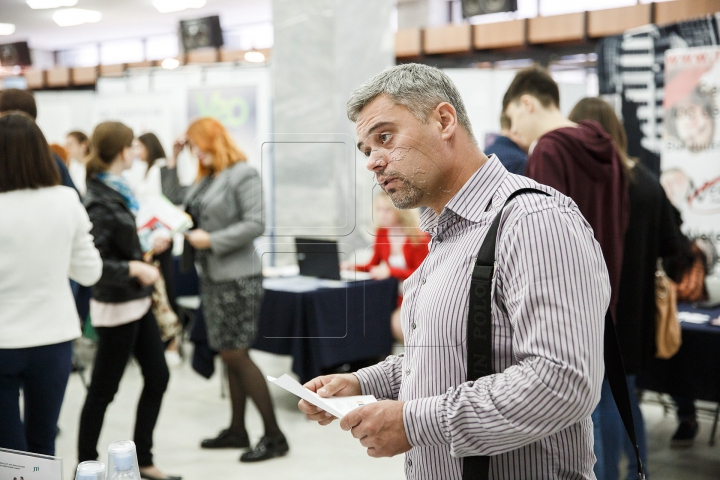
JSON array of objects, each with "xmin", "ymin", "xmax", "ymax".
[
  {"xmin": 297, "ymin": 399, "xmax": 320, "ymax": 414},
  {"xmin": 302, "ymin": 376, "xmax": 328, "ymax": 393},
  {"xmin": 352, "ymin": 425, "xmax": 367, "ymax": 440},
  {"xmin": 366, "ymin": 447, "xmax": 380, "ymax": 458},
  {"xmin": 305, "ymin": 412, "xmax": 329, "ymax": 422},
  {"xmin": 317, "ymin": 376, "xmax": 345, "ymax": 397},
  {"xmin": 340, "ymin": 409, "xmax": 361, "ymax": 432}
]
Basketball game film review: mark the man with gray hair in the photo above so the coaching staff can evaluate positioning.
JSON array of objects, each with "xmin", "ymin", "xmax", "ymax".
[{"xmin": 298, "ymin": 63, "xmax": 609, "ymax": 479}]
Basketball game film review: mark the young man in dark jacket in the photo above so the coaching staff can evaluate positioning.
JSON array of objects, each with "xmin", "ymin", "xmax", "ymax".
[
  {"xmin": 503, "ymin": 67, "xmax": 629, "ymax": 316},
  {"xmin": 484, "ymin": 112, "xmax": 528, "ymax": 175}
]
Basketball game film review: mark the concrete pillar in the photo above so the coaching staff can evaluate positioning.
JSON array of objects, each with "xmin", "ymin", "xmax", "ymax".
[{"xmin": 270, "ymin": 0, "xmax": 394, "ymax": 262}]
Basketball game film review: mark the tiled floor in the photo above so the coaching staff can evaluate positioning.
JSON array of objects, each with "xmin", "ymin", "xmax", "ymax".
[{"xmin": 54, "ymin": 343, "xmax": 720, "ymax": 480}]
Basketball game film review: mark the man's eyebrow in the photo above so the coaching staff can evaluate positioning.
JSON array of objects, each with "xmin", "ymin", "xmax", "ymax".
[{"xmin": 356, "ymin": 121, "xmax": 393, "ymax": 151}]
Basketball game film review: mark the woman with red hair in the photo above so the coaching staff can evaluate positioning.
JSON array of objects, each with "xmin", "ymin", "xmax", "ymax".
[{"xmin": 162, "ymin": 118, "xmax": 287, "ymax": 462}]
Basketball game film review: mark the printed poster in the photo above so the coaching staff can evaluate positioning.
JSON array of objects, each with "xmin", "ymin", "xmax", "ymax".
[
  {"xmin": 661, "ymin": 46, "xmax": 720, "ymax": 273},
  {"xmin": 187, "ymin": 85, "xmax": 258, "ymax": 160}
]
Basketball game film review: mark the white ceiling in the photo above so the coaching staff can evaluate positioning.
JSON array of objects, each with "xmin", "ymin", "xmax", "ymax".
[{"xmin": 0, "ymin": 0, "xmax": 272, "ymax": 51}]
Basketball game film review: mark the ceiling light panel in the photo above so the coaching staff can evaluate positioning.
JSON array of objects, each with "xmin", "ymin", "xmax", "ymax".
[
  {"xmin": 52, "ymin": 8, "xmax": 102, "ymax": 27},
  {"xmin": 153, "ymin": 0, "xmax": 206, "ymax": 14},
  {"xmin": 27, "ymin": 0, "xmax": 78, "ymax": 9},
  {"xmin": 0, "ymin": 23, "xmax": 16, "ymax": 35}
]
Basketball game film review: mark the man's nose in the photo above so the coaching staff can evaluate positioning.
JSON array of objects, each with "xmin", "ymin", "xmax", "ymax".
[{"xmin": 365, "ymin": 150, "xmax": 387, "ymax": 172}]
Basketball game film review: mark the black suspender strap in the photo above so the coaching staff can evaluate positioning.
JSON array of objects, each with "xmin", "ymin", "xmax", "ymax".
[{"xmin": 462, "ymin": 187, "xmax": 645, "ymax": 480}]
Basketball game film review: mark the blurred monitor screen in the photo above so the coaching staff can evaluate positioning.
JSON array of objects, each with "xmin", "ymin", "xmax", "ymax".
[
  {"xmin": 461, "ymin": 0, "xmax": 517, "ymax": 18},
  {"xmin": 179, "ymin": 15, "xmax": 224, "ymax": 52},
  {"xmin": 0, "ymin": 42, "xmax": 32, "ymax": 67}
]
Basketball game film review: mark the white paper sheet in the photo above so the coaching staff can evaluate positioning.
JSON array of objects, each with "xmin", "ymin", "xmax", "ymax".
[
  {"xmin": 267, "ymin": 374, "xmax": 376, "ymax": 418},
  {"xmin": 678, "ymin": 312, "xmax": 710, "ymax": 324},
  {"xmin": 0, "ymin": 448, "xmax": 63, "ymax": 480}
]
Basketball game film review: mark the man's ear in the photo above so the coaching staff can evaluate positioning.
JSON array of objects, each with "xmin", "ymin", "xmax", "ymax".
[
  {"xmin": 436, "ymin": 102, "xmax": 458, "ymax": 140},
  {"xmin": 520, "ymin": 94, "xmax": 536, "ymax": 114}
]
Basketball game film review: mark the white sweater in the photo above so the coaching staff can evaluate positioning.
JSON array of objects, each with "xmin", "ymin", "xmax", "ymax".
[{"xmin": 0, "ymin": 186, "xmax": 102, "ymax": 348}]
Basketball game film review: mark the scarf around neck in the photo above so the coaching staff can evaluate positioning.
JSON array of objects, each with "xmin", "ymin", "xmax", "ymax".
[{"xmin": 97, "ymin": 172, "xmax": 140, "ymax": 215}]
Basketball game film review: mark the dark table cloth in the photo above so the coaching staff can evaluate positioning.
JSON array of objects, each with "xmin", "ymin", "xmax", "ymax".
[
  {"xmin": 174, "ymin": 257, "xmax": 398, "ymax": 384},
  {"xmin": 638, "ymin": 303, "xmax": 720, "ymax": 401},
  {"xmin": 253, "ymin": 278, "xmax": 398, "ymax": 383}
]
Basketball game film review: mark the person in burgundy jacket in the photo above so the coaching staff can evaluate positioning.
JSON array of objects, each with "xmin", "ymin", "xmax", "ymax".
[
  {"xmin": 350, "ymin": 191, "xmax": 430, "ymax": 342},
  {"xmin": 503, "ymin": 66, "xmax": 629, "ymax": 317}
]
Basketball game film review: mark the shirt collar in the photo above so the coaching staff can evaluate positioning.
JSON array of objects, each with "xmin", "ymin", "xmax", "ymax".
[{"xmin": 420, "ymin": 155, "xmax": 508, "ymax": 232}]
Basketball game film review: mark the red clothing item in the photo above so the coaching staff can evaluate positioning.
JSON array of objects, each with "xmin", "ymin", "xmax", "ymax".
[
  {"xmin": 357, "ymin": 228, "xmax": 430, "ymax": 281},
  {"xmin": 525, "ymin": 120, "xmax": 629, "ymax": 316}
]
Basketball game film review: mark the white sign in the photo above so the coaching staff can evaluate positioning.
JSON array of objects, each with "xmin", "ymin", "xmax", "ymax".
[
  {"xmin": 0, "ymin": 448, "xmax": 63, "ymax": 480},
  {"xmin": 662, "ymin": 46, "xmax": 720, "ymax": 273}
]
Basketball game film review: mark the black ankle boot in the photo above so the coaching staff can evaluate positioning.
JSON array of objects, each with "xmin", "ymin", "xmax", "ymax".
[{"xmin": 239, "ymin": 434, "xmax": 289, "ymax": 462}]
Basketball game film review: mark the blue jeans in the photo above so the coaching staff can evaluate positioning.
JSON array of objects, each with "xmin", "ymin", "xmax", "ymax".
[
  {"xmin": 0, "ymin": 341, "xmax": 73, "ymax": 456},
  {"xmin": 592, "ymin": 375, "xmax": 648, "ymax": 480}
]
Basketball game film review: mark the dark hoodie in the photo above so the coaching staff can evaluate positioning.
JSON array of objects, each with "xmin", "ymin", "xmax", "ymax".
[{"xmin": 525, "ymin": 120, "xmax": 629, "ymax": 316}]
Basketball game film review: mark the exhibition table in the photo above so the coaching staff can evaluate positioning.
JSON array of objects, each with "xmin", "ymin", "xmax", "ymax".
[
  {"xmin": 253, "ymin": 276, "xmax": 398, "ymax": 383},
  {"xmin": 637, "ymin": 302, "xmax": 720, "ymax": 444},
  {"xmin": 638, "ymin": 303, "xmax": 720, "ymax": 401},
  {"xmin": 175, "ymin": 257, "xmax": 399, "ymax": 384}
]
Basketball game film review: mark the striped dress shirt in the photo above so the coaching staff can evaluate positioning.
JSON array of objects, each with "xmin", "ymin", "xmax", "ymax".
[{"xmin": 355, "ymin": 156, "xmax": 609, "ymax": 479}]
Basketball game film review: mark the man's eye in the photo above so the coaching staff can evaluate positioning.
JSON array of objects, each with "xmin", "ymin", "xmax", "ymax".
[
  {"xmin": 364, "ymin": 149, "xmax": 371, "ymax": 157},
  {"xmin": 380, "ymin": 133, "xmax": 391, "ymax": 143}
]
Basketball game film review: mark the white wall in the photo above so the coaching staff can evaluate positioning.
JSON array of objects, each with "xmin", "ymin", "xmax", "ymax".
[
  {"xmin": 34, "ymin": 64, "xmax": 272, "ymax": 171},
  {"xmin": 444, "ymin": 68, "xmax": 517, "ymax": 148},
  {"xmin": 35, "ymin": 91, "xmax": 96, "ymax": 145}
]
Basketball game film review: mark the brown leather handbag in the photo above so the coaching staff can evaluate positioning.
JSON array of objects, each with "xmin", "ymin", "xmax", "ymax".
[
  {"xmin": 655, "ymin": 268, "xmax": 682, "ymax": 359},
  {"xmin": 676, "ymin": 244, "xmax": 707, "ymax": 302},
  {"xmin": 151, "ymin": 261, "xmax": 182, "ymax": 342}
]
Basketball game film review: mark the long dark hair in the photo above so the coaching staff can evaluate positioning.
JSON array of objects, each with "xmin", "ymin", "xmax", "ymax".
[
  {"xmin": 569, "ymin": 97, "xmax": 635, "ymax": 182},
  {"xmin": 86, "ymin": 121, "xmax": 134, "ymax": 179},
  {"xmin": 137, "ymin": 132, "xmax": 167, "ymax": 171},
  {"xmin": 0, "ymin": 112, "xmax": 59, "ymax": 193}
]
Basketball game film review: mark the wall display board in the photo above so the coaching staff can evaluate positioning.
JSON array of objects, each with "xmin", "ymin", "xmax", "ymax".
[
  {"xmin": 187, "ymin": 85, "xmax": 258, "ymax": 156},
  {"xmin": 0, "ymin": 448, "xmax": 63, "ymax": 480},
  {"xmin": 597, "ymin": 14, "xmax": 720, "ymax": 175},
  {"xmin": 93, "ymin": 93, "xmax": 178, "ymax": 151},
  {"xmin": 661, "ymin": 46, "xmax": 720, "ymax": 273}
]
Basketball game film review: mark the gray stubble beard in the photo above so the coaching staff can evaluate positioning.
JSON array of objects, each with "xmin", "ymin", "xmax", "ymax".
[{"xmin": 383, "ymin": 177, "xmax": 423, "ymax": 210}]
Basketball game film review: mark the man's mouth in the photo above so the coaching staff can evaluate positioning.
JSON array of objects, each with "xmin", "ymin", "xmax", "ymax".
[{"xmin": 379, "ymin": 176, "xmax": 399, "ymax": 188}]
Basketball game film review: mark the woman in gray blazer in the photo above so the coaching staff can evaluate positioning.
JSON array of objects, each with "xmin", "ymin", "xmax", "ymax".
[{"xmin": 162, "ymin": 118, "xmax": 288, "ymax": 462}]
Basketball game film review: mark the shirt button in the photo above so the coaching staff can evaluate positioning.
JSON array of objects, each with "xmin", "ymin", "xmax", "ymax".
[
  {"xmin": 437, "ymin": 236, "xmax": 443, "ymax": 242},
  {"xmin": 411, "ymin": 322, "xmax": 416, "ymax": 329},
  {"xmin": 407, "ymin": 459, "xmax": 413, "ymax": 467},
  {"xmin": 421, "ymin": 278, "xmax": 426, "ymax": 284},
  {"xmin": 406, "ymin": 368, "xmax": 410, "ymax": 375}
]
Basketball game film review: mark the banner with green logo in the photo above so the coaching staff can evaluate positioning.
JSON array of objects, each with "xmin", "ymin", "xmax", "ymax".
[{"xmin": 188, "ymin": 85, "xmax": 258, "ymax": 157}]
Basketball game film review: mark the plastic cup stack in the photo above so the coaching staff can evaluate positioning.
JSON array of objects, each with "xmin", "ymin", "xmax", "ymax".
[
  {"xmin": 75, "ymin": 461, "xmax": 106, "ymax": 480},
  {"xmin": 107, "ymin": 440, "xmax": 141, "ymax": 480}
]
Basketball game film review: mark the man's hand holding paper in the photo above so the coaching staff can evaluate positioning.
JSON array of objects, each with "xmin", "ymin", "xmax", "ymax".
[
  {"xmin": 295, "ymin": 373, "xmax": 411, "ymax": 458},
  {"xmin": 298, "ymin": 374, "xmax": 362, "ymax": 425}
]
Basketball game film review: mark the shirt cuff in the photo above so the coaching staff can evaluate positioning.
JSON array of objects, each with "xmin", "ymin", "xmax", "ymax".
[
  {"xmin": 403, "ymin": 396, "xmax": 451, "ymax": 448},
  {"xmin": 354, "ymin": 363, "xmax": 396, "ymax": 400}
]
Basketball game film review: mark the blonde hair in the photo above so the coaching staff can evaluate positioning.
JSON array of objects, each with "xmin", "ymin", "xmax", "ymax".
[
  {"xmin": 375, "ymin": 191, "xmax": 425, "ymax": 244},
  {"xmin": 186, "ymin": 117, "xmax": 246, "ymax": 179}
]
